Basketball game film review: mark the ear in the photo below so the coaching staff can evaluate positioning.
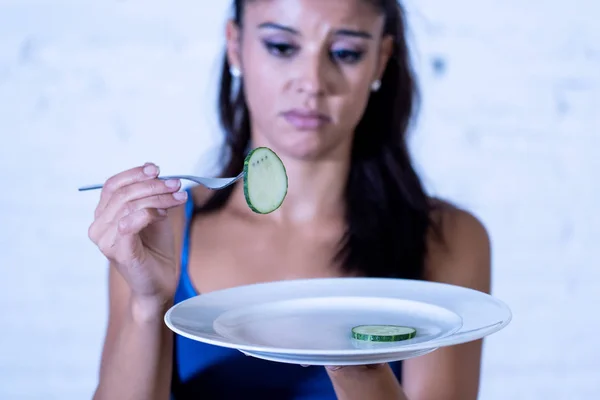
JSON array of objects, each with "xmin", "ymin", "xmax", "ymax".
[
  {"xmin": 225, "ymin": 19, "xmax": 242, "ymax": 72},
  {"xmin": 374, "ymin": 34, "xmax": 394, "ymax": 82}
]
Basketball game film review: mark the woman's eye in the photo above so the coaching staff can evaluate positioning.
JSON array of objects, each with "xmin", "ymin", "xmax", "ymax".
[
  {"xmin": 264, "ymin": 41, "xmax": 297, "ymax": 57},
  {"xmin": 331, "ymin": 49, "xmax": 364, "ymax": 64}
]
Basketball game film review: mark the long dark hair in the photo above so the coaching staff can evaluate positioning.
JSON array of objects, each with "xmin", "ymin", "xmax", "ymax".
[{"xmin": 196, "ymin": 0, "xmax": 440, "ymax": 280}]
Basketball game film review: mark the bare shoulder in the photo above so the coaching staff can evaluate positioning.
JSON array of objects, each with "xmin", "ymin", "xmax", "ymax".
[{"xmin": 425, "ymin": 198, "xmax": 491, "ymax": 294}]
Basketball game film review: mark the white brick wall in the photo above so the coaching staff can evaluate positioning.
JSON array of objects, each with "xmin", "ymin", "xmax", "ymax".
[{"xmin": 0, "ymin": 1, "xmax": 598, "ymax": 399}]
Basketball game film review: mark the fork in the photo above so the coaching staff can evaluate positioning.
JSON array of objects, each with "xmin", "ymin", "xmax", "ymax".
[{"xmin": 78, "ymin": 172, "xmax": 244, "ymax": 192}]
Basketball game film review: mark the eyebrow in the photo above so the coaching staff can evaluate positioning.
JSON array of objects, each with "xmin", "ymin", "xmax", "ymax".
[{"xmin": 257, "ymin": 22, "xmax": 373, "ymax": 39}]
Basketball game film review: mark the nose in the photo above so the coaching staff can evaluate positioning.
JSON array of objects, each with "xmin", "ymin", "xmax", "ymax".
[{"xmin": 295, "ymin": 51, "xmax": 327, "ymax": 96}]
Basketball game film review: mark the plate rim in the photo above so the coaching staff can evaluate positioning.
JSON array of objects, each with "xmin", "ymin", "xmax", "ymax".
[{"xmin": 239, "ymin": 347, "xmax": 440, "ymax": 365}]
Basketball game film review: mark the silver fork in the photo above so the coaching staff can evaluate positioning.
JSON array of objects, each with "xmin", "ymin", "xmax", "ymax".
[{"xmin": 78, "ymin": 172, "xmax": 244, "ymax": 192}]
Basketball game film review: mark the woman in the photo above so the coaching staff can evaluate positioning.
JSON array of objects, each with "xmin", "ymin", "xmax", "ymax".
[{"xmin": 89, "ymin": 0, "xmax": 491, "ymax": 399}]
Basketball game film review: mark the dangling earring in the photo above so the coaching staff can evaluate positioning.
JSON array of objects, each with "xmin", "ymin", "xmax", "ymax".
[
  {"xmin": 229, "ymin": 65, "xmax": 242, "ymax": 78},
  {"xmin": 228, "ymin": 65, "xmax": 244, "ymax": 130},
  {"xmin": 229, "ymin": 65, "xmax": 242, "ymax": 102},
  {"xmin": 370, "ymin": 79, "xmax": 381, "ymax": 92}
]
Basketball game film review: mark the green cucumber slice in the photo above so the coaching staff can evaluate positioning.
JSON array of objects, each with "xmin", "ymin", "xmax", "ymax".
[
  {"xmin": 351, "ymin": 325, "xmax": 417, "ymax": 342},
  {"xmin": 243, "ymin": 147, "xmax": 288, "ymax": 214}
]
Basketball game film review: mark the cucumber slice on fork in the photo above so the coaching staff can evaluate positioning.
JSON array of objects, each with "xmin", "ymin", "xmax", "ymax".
[{"xmin": 243, "ymin": 147, "xmax": 288, "ymax": 214}]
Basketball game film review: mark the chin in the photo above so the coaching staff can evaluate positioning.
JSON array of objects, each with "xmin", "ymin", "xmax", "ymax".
[
  {"xmin": 270, "ymin": 134, "xmax": 344, "ymax": 162},
  {"xmin": 274, "ymin": 140, "xmax": 324, "ymax": 161}
]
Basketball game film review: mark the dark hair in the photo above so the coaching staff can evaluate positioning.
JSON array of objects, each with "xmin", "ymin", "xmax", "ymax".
[{"xmin": 196, "ymin": 0, "xmax": 440, "ymax": 280}]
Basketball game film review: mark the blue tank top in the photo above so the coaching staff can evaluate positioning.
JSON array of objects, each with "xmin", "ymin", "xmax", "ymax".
[{"xmin": 170, "ymin": 188, "xmax": 403, "ymax": 399}]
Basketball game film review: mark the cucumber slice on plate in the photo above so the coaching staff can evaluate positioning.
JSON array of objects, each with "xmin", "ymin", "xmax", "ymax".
[
  {"xmin": 351, "ymin": 325, "xmax": 417, "ymax": 342},
  {"xmin": 243, "ymin": 147, "xmax": 288, "ymax": 214}
]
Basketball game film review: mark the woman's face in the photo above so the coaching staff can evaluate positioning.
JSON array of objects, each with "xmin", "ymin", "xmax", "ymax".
[{"xmin": 226, "ymin": 0, "xmax": 392, "ymax": 161}]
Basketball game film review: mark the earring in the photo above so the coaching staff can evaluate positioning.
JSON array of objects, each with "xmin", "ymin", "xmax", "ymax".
[
  {"xmin": 230, "ymin": 65, "xmax": 242, "ymax": 78},
  {"xmin": 229, "ymin": 65, "xmax": 242, "ymax": 103},
  {"xmin": 370, "ymin": 79, "xmax": 381, "ymax": 92}
]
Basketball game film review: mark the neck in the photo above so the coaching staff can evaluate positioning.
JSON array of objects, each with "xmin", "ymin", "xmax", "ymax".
[{"xmin": 232, "ymin": 149, "xmax": 351, "ymax": 224}]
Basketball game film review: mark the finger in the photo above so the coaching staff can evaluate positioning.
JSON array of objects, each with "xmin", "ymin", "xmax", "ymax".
[
  {"xmin": 115, "ymin": 190, "xmax": 188, "ymax": 221},
  {"xmin": 88, "ymin": 219, "xmax": 104, "ymax": 246},
  {"xmin": 101, "ymin": 178, "xmax": 183, "ymax": 222},
  {"xmin": 96, "ymin": 163, "xmax": 160, "ymax": 217},
  {"xmin": 116, "ymin": 206, "xmax": 176, "ymax": 267},
  {"xmin": 94, "ymin": 202, "xmax": 175, "ymax": 265},
  {"xmin": 117, "ymin": 207, "xmax": 168, "ymax": 236}
]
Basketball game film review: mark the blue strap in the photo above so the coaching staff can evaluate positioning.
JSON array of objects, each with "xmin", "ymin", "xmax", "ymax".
[{"xmin": 178, "ymin": 188, "xmax": 197, "ymax": 295}]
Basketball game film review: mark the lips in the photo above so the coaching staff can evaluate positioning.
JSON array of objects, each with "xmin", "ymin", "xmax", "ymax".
[{"xmin": 281, "ymin": 109, "xmax": 331, "ymax": 130}]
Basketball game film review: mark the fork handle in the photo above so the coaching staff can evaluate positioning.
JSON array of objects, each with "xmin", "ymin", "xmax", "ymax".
[{"xmin": 78, "ymin": 177, "xmax": 172, "ymax": 191}]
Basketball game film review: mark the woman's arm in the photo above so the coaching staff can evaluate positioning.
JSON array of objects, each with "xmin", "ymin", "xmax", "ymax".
[
  {"xmin": 93, "ymin": 204, "xmax": 187, "ymax": 400},
  {"xmin": 327, "ymin": 205, "xmax": 491, "ymax": 400},
  {"xmin": 402, "ymin": 206, "xmax": 492, "ymax": 400},
  {"xmin": 92, "ymin": 267, "xmax": 175, "ymax": 400}
]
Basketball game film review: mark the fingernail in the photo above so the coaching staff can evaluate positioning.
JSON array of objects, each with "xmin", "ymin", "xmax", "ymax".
[
  {"xmin": 326, "ymin": 366, "xmax": 342, "ymax": 371},
  {"xmin": 165, "ymin": 179, "xmax": 180, "ymax": 188},
  {"xmin": 143, "ymin": 164, "xmax": 159, "ymax": 176},
  {"xmin": 157, "ymin": 209, "xmax": 167, "ymax": 216},
  {"xmin": 173, "ymin": 191, "xmax": 188, "ymax": 201}
]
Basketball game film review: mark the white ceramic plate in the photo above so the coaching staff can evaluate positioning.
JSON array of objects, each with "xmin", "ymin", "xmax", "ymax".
[{"xmin": 165, "ymin": 277, "xmax": 511, "ymax": 364}]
